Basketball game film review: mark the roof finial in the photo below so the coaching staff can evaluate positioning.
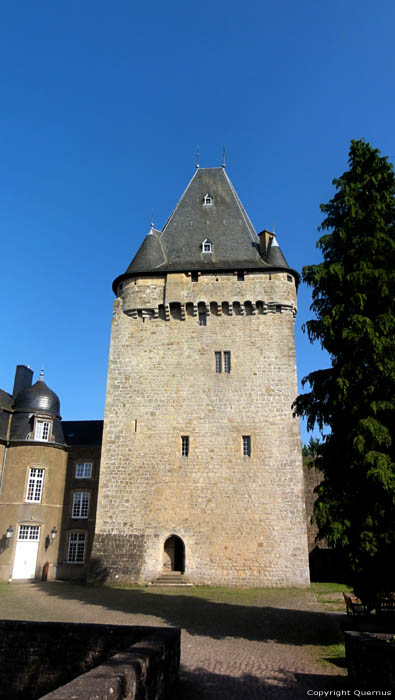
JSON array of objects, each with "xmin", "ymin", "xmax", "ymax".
[
  {"xmin": 39, "ymin": 368, "xmax": 44, "ymax": 382},
  {"xmin": 222, "ymin": 145, "xmax": 226, "ymax": 169},
  {"xmin": 196, "ymin": 147, "xmax": 200, "ymax": 169},
  {"xmin": 149, "ymin": 212, "xmax": 155, "ymax": 234}
]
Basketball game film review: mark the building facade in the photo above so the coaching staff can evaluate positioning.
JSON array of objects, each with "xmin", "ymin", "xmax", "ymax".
[
  {"xmin": 0, "ymin": 366, "xmax": 102, "ymax": 581},
  {"xmin": 91, "ymin": 166, "xmax": 310, "ymax": 586}
]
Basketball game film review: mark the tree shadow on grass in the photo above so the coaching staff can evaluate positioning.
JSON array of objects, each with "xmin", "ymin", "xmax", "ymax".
[{"xmin": 23, "ymin": 581, "xmax": 345, "ymax": 650}]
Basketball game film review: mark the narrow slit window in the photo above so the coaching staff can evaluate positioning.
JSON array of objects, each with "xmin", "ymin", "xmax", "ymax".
[
  {"xmin": 242, "ymin": 436, "xmax": 251, "ymax": 457},
  {"xmin": 215, "ymin": 352, "xmax": 222, "ymax": 374},
  {"xmin": 181, "ymin": 435, "xmax": 189, "ymax": 457},
  {"xmin": 224, "ymin": 351, "xmax": 231, "ymax": 374}
]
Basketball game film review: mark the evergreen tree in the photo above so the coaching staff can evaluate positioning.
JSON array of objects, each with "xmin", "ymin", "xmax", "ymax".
[
  {"xmin": 302, "ymin": 436, "xmax": 321, "ymax": 458},
  {"xmin": 294, "ymin": 140, "xmax": 395, "ymax": 600}
]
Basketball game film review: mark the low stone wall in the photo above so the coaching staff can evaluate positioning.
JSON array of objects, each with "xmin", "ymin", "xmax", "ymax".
[
  {"xmin": 344, "ymin": 630, "xmax": 395, "ymax": 690},
  {"xmin": 0, "ymin": 620, "xmax": 180, "ymax": 700}
]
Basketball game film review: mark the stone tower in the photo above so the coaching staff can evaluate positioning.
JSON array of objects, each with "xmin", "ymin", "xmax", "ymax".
[{"xmin": 92, "ymin": 167, "xmax": 310, "ymax": 586}]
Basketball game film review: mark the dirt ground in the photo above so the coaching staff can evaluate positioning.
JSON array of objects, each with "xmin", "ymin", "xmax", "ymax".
[{"xmin": 0, "ymin": 581, "xmax": 349, "ymax": 699}]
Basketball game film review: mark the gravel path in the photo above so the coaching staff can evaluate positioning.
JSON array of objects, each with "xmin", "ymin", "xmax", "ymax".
[{"xmin": 0, "ymin": 582, "xmax": 348, "ymax": 698}]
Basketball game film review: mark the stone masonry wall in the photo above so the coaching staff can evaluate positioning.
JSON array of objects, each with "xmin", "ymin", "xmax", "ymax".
[
  {"xmin": 0, "ymin": 620, "xmax": 180, "ymax": 700},
  {"xmin": 92, "ymin": 271, "xmax": 310, "ymax": 586}
]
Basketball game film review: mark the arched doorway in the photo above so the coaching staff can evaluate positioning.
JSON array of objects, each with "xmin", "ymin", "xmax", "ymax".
[{"xmin": 163, "ymin": 535, "xmax": 185, "ymax": 573}]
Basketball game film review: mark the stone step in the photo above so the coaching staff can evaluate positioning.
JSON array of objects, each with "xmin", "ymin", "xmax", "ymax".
[{"xmin": 149, "ymin": 572, "xmax": 193, "ymax": 587}]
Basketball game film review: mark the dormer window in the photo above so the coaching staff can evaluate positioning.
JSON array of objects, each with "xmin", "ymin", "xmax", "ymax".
[
  {"xmin": 202, "ymin": 238, "xmax": 212, "ymax": 253},
  {"xmin": 34, "ymin": 418, "xmax": 52, "ymax": 441},
  {"xmin": 203, "ymin": 193, "xmax": 213, "ymax": 206}
]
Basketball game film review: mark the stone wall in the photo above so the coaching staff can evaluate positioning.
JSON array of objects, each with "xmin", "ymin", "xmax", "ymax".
[
  {"xmin": 344, "ymin": 631, "xmax": 395, "ymax": 690},
  {"xmin": 92, "ymin": 270, "xmax": 310, "ymax": 587},
  {"xmin": 0, "ymin": 620, "xmax": 180, "ymax": 700}
]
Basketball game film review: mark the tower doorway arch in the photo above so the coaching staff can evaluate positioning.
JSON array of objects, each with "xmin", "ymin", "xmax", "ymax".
[{"xmin": 163, "ymin": 535, "xmax": 185, "ymax": 573}]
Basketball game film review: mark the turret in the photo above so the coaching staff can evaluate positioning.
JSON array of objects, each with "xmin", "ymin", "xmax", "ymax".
[{"xmin": 10, "ymin": 369, "xmax": 64, "ymax": 444}]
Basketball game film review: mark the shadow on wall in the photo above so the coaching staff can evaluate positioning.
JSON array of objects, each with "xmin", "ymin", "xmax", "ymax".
[
  {"xmin": 0, "ymin": 535, "xmax": 9, "ymax": 555},
  {"xmin": 88, "ymin": 557, "xmax": 110, "ymax": 584}
]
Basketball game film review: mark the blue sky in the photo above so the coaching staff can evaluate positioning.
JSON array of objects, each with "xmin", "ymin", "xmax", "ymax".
[{"xmin": 1, "ymin": 0, "xmax": 394, "ymax": 444}]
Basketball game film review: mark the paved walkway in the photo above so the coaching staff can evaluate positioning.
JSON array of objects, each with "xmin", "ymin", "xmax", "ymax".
[{"xmin": 0, "ymin": 582, "xmax": 348, "ymax": 699}]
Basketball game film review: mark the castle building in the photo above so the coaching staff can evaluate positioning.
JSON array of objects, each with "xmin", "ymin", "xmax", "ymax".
[
  {"xmin": 0, "ymin": 365, "xmax": 102, "ymax": 581},
  {"xmin": 91, "ymin": 166, "xmax": 310, "ymax": 586}
]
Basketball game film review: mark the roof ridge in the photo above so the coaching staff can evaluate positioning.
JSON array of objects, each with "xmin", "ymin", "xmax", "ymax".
[
  {"xmin": 162, "ymin": 169, "xmax": 200, "ymax": 233},
  {"xmin": 223, "ymin": 169, "xmax": 257, "ymax": 243}
]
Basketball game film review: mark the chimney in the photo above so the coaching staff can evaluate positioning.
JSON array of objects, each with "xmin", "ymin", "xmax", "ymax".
[
  {"xmin": 258, "ymin": 230, "xmax": 274, "ymax": 260},
  {"xmin": 12, "ymin": 365, "xmax": 33, "ymax": 398}
]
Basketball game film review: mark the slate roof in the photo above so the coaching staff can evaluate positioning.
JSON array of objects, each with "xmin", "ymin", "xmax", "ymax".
[
  {"xmin": 0, "ymin": 388, "xmax": 13, "ymax": 411},
  {"xmin": 13, "ymin": 379, "xmax": 61, "ymax": 418},
  {"xmin": 62, "ymin": 420, "xmax": 103, "ymax": 446},
  {"xmin": 113, "ymin": 167, "xmax": 292, "ymax": 291}
]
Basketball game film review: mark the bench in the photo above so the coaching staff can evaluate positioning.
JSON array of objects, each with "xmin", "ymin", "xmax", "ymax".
[
  {"xmin": 376, "ymin": 597, "xmax": 395, "ymax": 616},
  {"xmin": 343, "ymin": 592, "xmax": 367, "ymax": 616}
]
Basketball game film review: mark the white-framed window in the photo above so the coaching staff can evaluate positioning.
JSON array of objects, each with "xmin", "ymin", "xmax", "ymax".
[
  {"xmin": 25, "ymin": 468, "xmax": 44, "ymax": 503},
  {"xmin": 34, "ymin": 419, "xmax": 51, "ymax": 441},
  {"xmin": 72, "ymin": 492, "xmax": 90, "ymax": 519},
  {"xmin": 75, "ymin": 463, "xmax": 92, "ymax": 479},
  {"xmin": 18, "ymin": 524, "xmax": 40, "ymax": 541},
  {"xmin": 202, "ymin": 238, "xmax": 212, "ymax": 253},
  {"xmin": 181, "ymin": 436, "xmax": 189, "ymax": 457},
  {"xmin": 203, "ymin": 193, "xmax": 213, "ymax": 206},
  {"xmin": 242, "ymin": 436, "xmax": 251, "ymax": 457},
  {"xmin": 67, "ymin": 532, "xmax": 86, "ymax": 564}
]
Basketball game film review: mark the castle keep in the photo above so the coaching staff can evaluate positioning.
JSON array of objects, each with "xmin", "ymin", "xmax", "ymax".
[{"xmin": 92, "ymin": 166, "xmax": 310, "ymax": 586}]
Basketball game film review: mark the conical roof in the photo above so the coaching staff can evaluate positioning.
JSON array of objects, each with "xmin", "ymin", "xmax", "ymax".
[
  {"xmin": 266, "ymin": 235, "xmax": 289, "ymax": 267},
  {"xmin": 13, "ymin": 378, "xmax": 61, "ymax": 417},
  {"xmin": 114, "ymin": 167, "xmax": 293, "ymax": 289}
]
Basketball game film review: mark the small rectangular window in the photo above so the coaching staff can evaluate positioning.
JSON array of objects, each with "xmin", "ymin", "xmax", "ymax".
[
  {"xmin": 26, "ymin": 468, "xmax": 44, "ymax": 503},
  {"xmin": 75, "ymin": 463, "xmax": 92, "ymax": 479},
  {"xmin": 67, "ymin": 532, "xmax": 86, "ymax": 563},
  {"xmin": 191, "ymin": 272, "xmax": 198, "ymax": 282},
  {"xmin": 199, "ymin": 312, "xmax": 207, "ymax": 326},
  {"xmin": 224, "ymin": 351, "xmax": 231, "ymax": 374},
  {"xmin": 72, "ymin": 492, "xmax": 90, "ymax": 518},
  {"xmin": 237, "ymin": 271, "xmax": 245, "ymax": 281},
  {"xmin": 181, "ymin": 435, "xmax": 189, "ymax": 457},
  {"xmin": 242, "ymin": 436, "xmax": 251, "ymax": 457},
  {"xmin": 34, "ymin": 420, "xmax": 51, "ymax": 441},
  {"xmin": 215, "ymin": 352, "xmax": 222, "ymax": 373}
]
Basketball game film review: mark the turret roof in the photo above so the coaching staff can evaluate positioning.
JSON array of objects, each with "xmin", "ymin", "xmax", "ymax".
[{"xmin": 13, "ymin": 378, "xmax": 61, "ymax": 418}]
